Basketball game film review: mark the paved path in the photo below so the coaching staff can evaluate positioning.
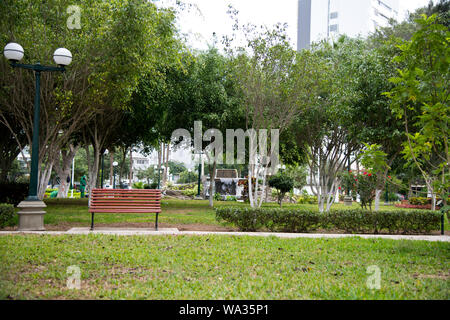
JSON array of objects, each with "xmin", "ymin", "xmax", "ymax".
[{"xmin": 0, "ymin": 228, "xmax": 448, "ymax": 242}]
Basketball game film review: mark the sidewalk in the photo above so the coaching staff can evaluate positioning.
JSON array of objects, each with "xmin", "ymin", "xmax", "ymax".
[{"xmin": 0, "ymin": 228, "xmax": 449, "ymax": 242}]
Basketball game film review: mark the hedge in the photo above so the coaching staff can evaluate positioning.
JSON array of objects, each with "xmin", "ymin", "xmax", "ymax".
[
  {"xmin": 0, "ymin": 203, "xmax": 16, "ymax": 228},
  {"xmin": 215, "ymin": 207, "xmax": 442, "ymax": 234}
]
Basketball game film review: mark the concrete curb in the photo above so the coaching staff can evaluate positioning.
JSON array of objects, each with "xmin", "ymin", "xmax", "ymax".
[{"xmin": 0, "ymin": 228, "xmax": 448, "ymax": 242}]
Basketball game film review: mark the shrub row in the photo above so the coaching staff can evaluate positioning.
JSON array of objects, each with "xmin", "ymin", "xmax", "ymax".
[
  {"xmin": 0, "ymin": 203, "xmax": 16, "ymax": 228},
  {"xmin": 215, "ymin": 207, "xmax": 442, "ymax": 234},
  {"xmin": 409, "ymin": 197, "xmax": 431, "ymax": 205},
  {"xmin": 395, "ymin": 203, "xmax": 431, "ymax": 210},
  {"xmin": 409, "ymin": 196, "xmax": 450, "ymax": 205}
]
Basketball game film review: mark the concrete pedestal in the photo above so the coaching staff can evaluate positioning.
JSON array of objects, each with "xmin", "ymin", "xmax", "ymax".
[
  {"xmin": 344, "ymin": 196, "xmax": 353, "ymax": 206},
  {"xmin": 17, "ymin": 200, "xmax": 46, "ymax": 231}
]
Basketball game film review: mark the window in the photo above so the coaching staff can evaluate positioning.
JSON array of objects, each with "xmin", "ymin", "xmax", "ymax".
[
  {"xmin": 330, "ymin": 12, "xmax": 338, "ymax": 19},
  {"xmin": 329, "ymin": 24, "xmax": 339, "ymax": 32},
  {"xmin": 377, "ymin": 0, "xmax": 392, "ymax": 11}
]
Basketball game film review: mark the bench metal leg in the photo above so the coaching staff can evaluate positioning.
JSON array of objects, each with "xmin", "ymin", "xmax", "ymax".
[
  {"xmin": 90, "ymin": 213, "xmax": 95, "ymax": 231},
  {"xmin": 155, "ymin": 212, "xmax": 159, "ymax": 231}
]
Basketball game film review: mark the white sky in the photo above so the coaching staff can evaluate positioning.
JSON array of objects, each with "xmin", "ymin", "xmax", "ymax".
[
  {"xmin": 152, "ymin": 0, "xmax": 432, "ymax": 167},
  {"xmin": 156, "ymin": 0, "xmax": 432, "ymax": 51}
]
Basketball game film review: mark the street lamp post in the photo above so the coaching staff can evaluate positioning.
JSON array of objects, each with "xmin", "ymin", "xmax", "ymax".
[
  {"xmin": 4, "ymin": 43, "xmax": 72, "ymax": 231},
  {"xmin": 344, "ymin": 148, "xmax": 353, "ymax": 206},
  {"xmin": 100, "ymin": 152, "xmax": 105, "ymax": 189},
  {"xmin": 113, "ymin": 161, "xmax": 118, "ymax": 189},
  {"xmin": 196, "ymin": 162, "xmax": 202, "ymax": 197},
  {"xmin": 194, "ymin": 151, "xmax": 204, "ymax": 199},
  {"xmin": 70, "ymin": 157, "xmax": 75, "ymax": 198},
  {"xmin": 154, "ymin": 165, "xmax": 164, "ymax": 189}
]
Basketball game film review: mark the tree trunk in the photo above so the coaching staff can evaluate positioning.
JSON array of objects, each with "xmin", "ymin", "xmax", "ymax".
[
  {"xmin": 38, "ymin": 160, "xmax": 54, "ymax": 200},
  {"xmin": 109, "ymin": 150, "xmax": 114, "ymax": 186},
  {"xmin": 118, "ymin": 147, "xmax": 126, "ymax": 188},
  {"xmin": 129, "ymin": 148, "xmax": 133, "ymax": 186},
  {"xmin": 374, "ymin": 189, "xmax": 382, "ymax": 211},
  {"xmin": 431, "ymin": 192, "xmax": 436, "ymax": 211},
  {"xmin": 54, "ymin": 145, "xmax": 78, "ymax": 198},
  {"xmin": 164, "ymin": 143, "xmax": 170, "ymax": 183},
  {"xmin": 85, "ymin": 143, "xmax": 101, "ymax": 202}
]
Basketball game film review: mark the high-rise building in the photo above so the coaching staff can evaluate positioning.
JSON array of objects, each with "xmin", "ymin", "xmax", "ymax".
[{"xmin": 297, "ymin": 0, "xmax": 400, "ymax": 50}]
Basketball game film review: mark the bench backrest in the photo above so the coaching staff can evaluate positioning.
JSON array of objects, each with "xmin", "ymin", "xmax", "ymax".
[{"xmin": 89, "ymin": 189, "xmax": 161, "ymax": 213}]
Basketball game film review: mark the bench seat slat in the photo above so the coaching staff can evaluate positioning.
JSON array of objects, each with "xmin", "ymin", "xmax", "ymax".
[
  {"xmin": 89, "ymin": 189, "xmax": 162, "ymax": 229},
  {"xmin": 91, "ymin": 197, "xmax": 161, "ymax": 200},
  {"xmin": 92, "ymin": 190, "xmax": 159, "ymax": 194},
  {"xmin": 90, "ymin": 205, "xmax": 161, "ymax": 208},
  {"xmin": 89, "ymin": 210, "xmax": 161, "ymax": 212},
  {"xmin": 91, "ymin": 201, "xmax": 160, "ymax": 204}
]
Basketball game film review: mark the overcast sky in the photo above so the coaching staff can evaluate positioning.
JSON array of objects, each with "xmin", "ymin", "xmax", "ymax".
[{"xmin": 156, "ymin": 0, "xmax": 432, "ymax": 51}]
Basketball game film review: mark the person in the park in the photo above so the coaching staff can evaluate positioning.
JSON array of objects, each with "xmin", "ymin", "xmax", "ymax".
[{"xmin": 80, "ymin": 175, "xmax": 87, "ymax": 198}]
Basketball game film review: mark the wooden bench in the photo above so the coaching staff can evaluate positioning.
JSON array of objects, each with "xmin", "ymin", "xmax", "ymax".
[{"xmin": 88, "ymin": 189, "xmax": 162, "ymax": 231}]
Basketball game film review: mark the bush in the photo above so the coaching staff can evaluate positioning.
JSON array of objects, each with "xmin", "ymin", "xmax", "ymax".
[
  {"xmin": 215, "ymin": 207, "xmax": 441, "ymax": 234},
  {"xmin": 268, "ymin": 172, "xmax": 294, "ymax": 207},
  {"xmin": 215, "ymin": 207, "xmax": 269, "ymax": 231},
  {"xmin": 133, "ymin": 182, "xmax": 145, "ymax": 189},
  {"xmin": 0, "ymin": 183, "xmax": 28, "ymax": 206},
  {"xmin": 214, "ymin": 192, "xmax": 223, "ymax": 201},
  {"xmin": 270, "ymin": 209, "xmax": 321, "ymax": 233},
  {"xmin": 144, "ymin": 182, "xmax": 158, "ymax": 189},
  {"xmin": 0, "ymin": 203, "xmax": 16, "ymax": 228},
  {"xmin": 410, "ymin": 197, "xmax": 430, "ymax": 205},
  {"xmin": 181, "ymin": 188, "xmax": 197, "ymax": 197},
  {"xmin": 297, "ymin": 195, "xmax": 318, "ymax": 204},
  {"xmin": 388, "ymin": 192, "xmax": 400, "ymax": 202},
  {"xmin": 226, "ymin": 196, "xmax": 237, "ymax": 202}
]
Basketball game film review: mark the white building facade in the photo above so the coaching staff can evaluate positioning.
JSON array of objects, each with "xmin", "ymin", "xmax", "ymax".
[{"xmin": 298, "ymin": 0, "xmax": 400, "ymax": 50}]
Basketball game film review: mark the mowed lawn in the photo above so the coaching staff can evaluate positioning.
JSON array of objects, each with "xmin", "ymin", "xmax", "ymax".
[
  {"xmin": 13, "ymin": 198, "xmax": 447, "ymax": 231},
  {"xmin": 0, "ymin": 234, "xmax": 448, "ymax": 299}
]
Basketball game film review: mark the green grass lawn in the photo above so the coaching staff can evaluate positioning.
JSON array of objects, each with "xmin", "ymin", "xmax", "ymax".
[
  {"xmin": 27, "ymin": 198, "xmax": 447, "ymax": 231},
  {"xmin": 0, "ymin": 234, "xmax": 448, "ymax": 299}
]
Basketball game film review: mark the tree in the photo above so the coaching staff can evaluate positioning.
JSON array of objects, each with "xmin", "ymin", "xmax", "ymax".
[
  {"xmin": 228, "ymin": 23, "xmax": 319, "ymax": 208},
  {"xmin": 290, "ymin": 38, "xmax": 363, "ymax": 212},
  {"xmin": 136, "ymin": 166, "xmax": 158, "ymax": 186},
  {"xmin": 343, "ymin": 36, "xmax": 405, "ymax": 211},
  {"xmin": 53, "ymin": 143, "xmax": 78, "ymax": 198},
  {"xmin": 385, "ymin": 14, "xmax": 449, "ymax": 210},
  {"xmin": 0, "ymin": 0, "xmax": 181, "ymax": 199},
  {"xmin": 178, "ymin": 170, "xmax": 198, "ymax": 184},
  {"xmin": 167, "ymin": 161, "xmax": 186, "ymax": 176},
  {"xmin": 357, "ymin": 144, "xmax": 390, "ymax": 210},
  {"xmin": 268, "ymin": 172, "xmax": 294, "ymax": 208},
  {"xmin": 0, "ymin": 113, "xmax": 27, "ymax": 183}
]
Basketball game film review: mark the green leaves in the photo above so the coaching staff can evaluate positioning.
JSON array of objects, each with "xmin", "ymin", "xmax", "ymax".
[{"xmin": 384, "ymin": 14, "xmax": 449, "ymax": 205}]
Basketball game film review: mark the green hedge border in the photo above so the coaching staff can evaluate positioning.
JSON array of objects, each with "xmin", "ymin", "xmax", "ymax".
[{"xmin": 215, "ymin": 207, "xmax": 442, "ymax": 234}]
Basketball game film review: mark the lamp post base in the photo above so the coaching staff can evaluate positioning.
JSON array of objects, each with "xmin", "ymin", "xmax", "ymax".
[
  {"xmin": 344, "ymin": 196, "xmax": 353, "ymax": 206},
  {"xmin": 194, "ymin": 195, "xmax": 203, "ymax": 200},
  {"xmin": 17, "ymin": 200, "xmax": 46, "ymax": 231}
]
